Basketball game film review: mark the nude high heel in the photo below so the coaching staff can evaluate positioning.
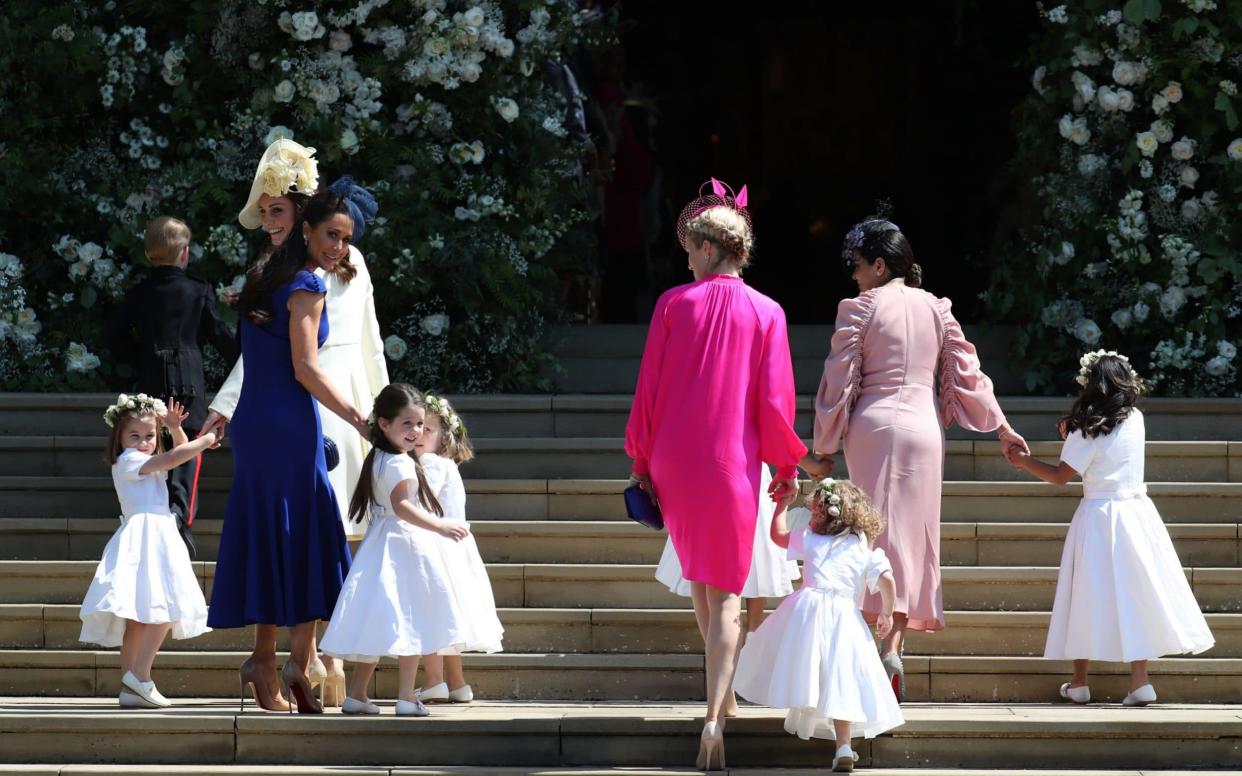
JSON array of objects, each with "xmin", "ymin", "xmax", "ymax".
[
  {"xmin": 239, "ymin": 656, "xmax": 290, "ymax": 712},
  {"xmin": 280, "ymin": 659, "xmax": 323, "ymax": 714},
  {"xmin": 695, "ymin": 720, "xmax": 726, "ymax": 771},
  {"xmin": 320, "ymin": 658, "xmax": 346, "ymax": 708}
]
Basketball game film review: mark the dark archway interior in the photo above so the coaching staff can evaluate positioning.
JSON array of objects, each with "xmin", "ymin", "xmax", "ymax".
[{"xmin": 598, "ymin": 1, "xmax": 1039, "ymax": 323}]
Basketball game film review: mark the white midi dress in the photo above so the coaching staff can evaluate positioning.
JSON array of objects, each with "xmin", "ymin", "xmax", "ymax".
[
  {"xmin": 79, "ymin": 449, "xmax": 210, "ymax": 647},
  {"xmin": 1044, "ymin": 410, "xmax": 1214, "ymax": 661},
  {"xmin": 733, "ymin": 527, "xmax": 904, "ymax": 740}
]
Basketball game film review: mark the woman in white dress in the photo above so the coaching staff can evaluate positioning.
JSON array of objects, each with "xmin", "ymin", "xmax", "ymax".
[
  {"xmin": 1007, "ymin": 351, "xmax": 1214, "ymax": 705},
  {"xmin": 201, "ymin": 140, "xmax": 389, "ymax": 709}
]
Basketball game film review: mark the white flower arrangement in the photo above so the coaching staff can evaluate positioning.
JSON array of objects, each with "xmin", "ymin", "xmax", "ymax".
[
  {"xmin": 103, "ymin": 393, "xmax": 167, "ymax": 428},
  {"xmin": 383, "ymin": 334, "xmax": 408, "ymax": 361},
  {"xmin": 1076, "ymin": 350, "xmax": 1136, "ymax": 387},
  {"xmin": 423, "ymin": 392, "xmax": 464, "ymax": 435},
  {"xmin": 811, "ymin": 477, "xmax": 844, "ymax": 518}
]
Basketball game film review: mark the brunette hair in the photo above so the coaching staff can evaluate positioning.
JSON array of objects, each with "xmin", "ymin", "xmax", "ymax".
[
  {"xmin": 848, "ymin": 219, "xmax": 922, "ymax": 288},
  {"xmin": 348, "ymin": 383, "xmax": 443, "ymax": 523},
  {"xmin": 1062, "ymin": 355, "xmax": 1147, "ymax": 439}
]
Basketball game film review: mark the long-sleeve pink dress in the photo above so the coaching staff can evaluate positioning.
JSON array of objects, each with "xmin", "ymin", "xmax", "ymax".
[
  {"xmin": 813, "ymin": 282, "xmax": 1004, "ymax": 632},
  {"xmin": 626, "ymin": 274, "xmax": 807, "ymax": 594}
]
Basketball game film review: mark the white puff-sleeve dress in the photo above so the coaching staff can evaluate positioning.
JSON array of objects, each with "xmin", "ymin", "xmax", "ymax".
[
  {"xmin": 210, "ymin": 245, "xmax": 388, "ymax": 538},
  {"xmin": 321, "ymin": 452, "xmax": 478, "ymax": 661},
  {"xmin": 1044, "ymin": 409, "xmax": 1214, "ymax": 661},
  {"xmin": 733, "ymin": 527, "xmax": 904, "ymax": 741},
  {"xmin": 79, "ymin": 449, "xmax": 210, "ymax": 646}
]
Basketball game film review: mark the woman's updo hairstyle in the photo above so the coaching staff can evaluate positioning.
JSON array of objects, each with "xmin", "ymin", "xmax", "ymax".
[
  {"xmin": 842, "ymin": 217, "xmax": 921, "ymax": 288},
  {"xmin": 684, "ymin": 206, "xmax": 755, "ymax": 269}
]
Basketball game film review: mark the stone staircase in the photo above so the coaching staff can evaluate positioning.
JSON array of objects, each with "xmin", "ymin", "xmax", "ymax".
[{"xmin": 0, "ymin": 391, "xmax": 1241, "ymax": 771}]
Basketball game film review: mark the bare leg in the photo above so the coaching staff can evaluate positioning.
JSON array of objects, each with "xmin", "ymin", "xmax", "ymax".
[
  {"xmin": 131, "ymin": 622, "xmax": 172, "ymax": 681},
  {"xmin": 832, "ymin": 718, "xmax": 852, "ymax": 748},
  {"xmin": 745, "ymin": 597, "xmax": 766, "ymax": 632},
  {"xmin": 397, "ymin": 655, "xmax": 422, "ymax": 702},
  {"xmin": 119, "ymin": 619, "xmax": 140, "ymax": 677},
  {"xmin": 348, "ymin": 661, "xmax": 377, "ymax": 702},
  {"xmin": 444, "ymin": 655, "xmax": 467, "ymax": 690},
  {"xmin": 880, "ymin": 612, "xmax": 908, "ymax": 656},
  {"xmin": 251, "ymin": 623, "xmax": 285, "ymax": 703},
  {"xmin": 288, "ymin": 621, "xmax": 317, "ymax": 670},
  {"xmin": 700, "ymin": 583, "xmax": 743, "ymax": 724},
  {"xmin": 421, "ymin": 654, "xmax": 446, "ymax": 688},
  {"xmin": 1128, "ymin": 660, "xmax": 1149, "ymax": 692},
  {"xmin": 690, "ymin": 583, "xmax": 710, "ymax": 641},
  {"xmin": 1070, "ymin": 658, "xmax": 1089, "ymax": 689}
]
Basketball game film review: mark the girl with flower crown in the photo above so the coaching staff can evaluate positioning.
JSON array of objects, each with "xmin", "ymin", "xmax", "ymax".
[
  {"xmin": 733, "ymin": 478, "xmax": 904, "ymax": 774},
  {"xmin": 413, "ymin": 393, "xmax": 504, "ymax": 704},
  {"xmin": 1006, "ymin": 351, "xmax": 1214, "ymax": 705},
  {"xmin": 80, "ymin": 394, "xmax": 219, "ymax": 708},
  {"xmin": 200, "ymin": 139, "xmax": 389, "ymax": 710}
]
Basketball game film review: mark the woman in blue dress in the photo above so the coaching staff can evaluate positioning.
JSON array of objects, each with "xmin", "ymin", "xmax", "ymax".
[{"xmin": 209, "ymin": 190, "xmax": 372, "ymax": 713}]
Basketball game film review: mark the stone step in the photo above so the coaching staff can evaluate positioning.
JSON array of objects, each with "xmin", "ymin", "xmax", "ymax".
[
  {"xmin": 3, "ymin": 518, "xmax": 1239, "ymax": 569},
  {"xmin": 9, "ymin": 770, "xmax": 1240, "ymax": 776},
  {"xmin": 4, "ymin": 393, "xmax": 1242, "ymax": 442},
  {"xmin": 2, "ymin": 698, "xmax": 1242, "ymax": 770},
  {"xmin": 1, "ymin": 560, "xmax": 1240, "ymax": 613},
  {"xmin": 0, "ymin": 651, "xmax": 1239, "ymax": 705},
  {"xmin": 3, "ymin": 478, "xmax": 1241, "ymax": 524},
  {"xmin": 5, "ymin": 604, "xmax": 1240, "ymax": 659},
  {"xmin": 9, "ymin": 435, "xmax": 1237, "ymax": 482}
]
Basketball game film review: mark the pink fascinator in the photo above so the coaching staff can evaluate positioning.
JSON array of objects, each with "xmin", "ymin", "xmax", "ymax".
[{"xmin": 676, "ymin": 178, "xmax": 751, "ymax": 250}]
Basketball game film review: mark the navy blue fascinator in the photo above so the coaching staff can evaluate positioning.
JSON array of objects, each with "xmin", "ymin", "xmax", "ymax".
[{"xmin": 327, "ymin": 176, "xmax": 379, "ymax": 241}]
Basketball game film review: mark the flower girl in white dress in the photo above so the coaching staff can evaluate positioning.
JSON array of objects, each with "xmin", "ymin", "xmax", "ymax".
[
  {"xmin": 320, "ymin": 384, "xmax": 472, "ymax": 716},
  {"xmin": 1007, "ymin": 351, "xmax": 1214, "ymax": 705},
  {"xmin": 80, "ymin": 395, "xmax": 217, "ymax": 708},
  {"xmin": 415, "ymin": 393, "xmax": 504, "ymax": 704},
  {"xmin": 733, "ymin": 478, "xmax": 904, "ymax": 773}
]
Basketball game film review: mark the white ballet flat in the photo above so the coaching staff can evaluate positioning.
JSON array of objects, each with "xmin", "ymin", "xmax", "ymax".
[
  {"xmin": 122, "ymin": 671, "xmax": 171, "ymax": 708},
  {"xmin": 1122, "ymin": 684, "xmax": 1157, "ymax": 706},
  {"xmin": 118, "ymin": 690, "xmax": 159, "ymax": 709},
  {"xmin": 832, "ymin": 744, "xmax": 857, "ymax": 773},
  {"xmin": 1059, "ymin": 682, "xmax": 1090, "ymax": 704},
  {"xmin": 416, "ymin": 682, "xmax": 450, "ymax": 703},
  {"xmin": 396, "ymin": 698, "xmax": 430, "ymax": 717},
  {"xmin": 449, "ymin": 684, "xmax": 474, "ymax": 703},
  {"xmin": 341, "ymin": 696, "xmax": 381, "ymax": 715}
]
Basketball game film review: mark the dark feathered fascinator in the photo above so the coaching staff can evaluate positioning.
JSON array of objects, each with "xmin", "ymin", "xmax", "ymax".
[{"xmin": 327, "ymin": 175, "xmax": 379, "ymax": 241}]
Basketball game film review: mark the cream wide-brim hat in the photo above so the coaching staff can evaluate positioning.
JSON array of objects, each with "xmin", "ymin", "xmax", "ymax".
[{"xmin": 237, "ymin": 138, "xmax": 320, "ymax": 230}]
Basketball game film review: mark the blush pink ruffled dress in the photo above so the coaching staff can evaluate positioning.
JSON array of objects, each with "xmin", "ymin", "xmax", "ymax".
[
  {"xmin": 813, "ymin": 282, "xmax": 1005, "ymax": 632},
  {"xmin": 626, "ymin": 274, "xmax": 807, "ymax": 594}
]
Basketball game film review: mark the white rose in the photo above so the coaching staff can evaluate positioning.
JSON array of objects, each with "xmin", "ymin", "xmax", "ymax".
[
  {"xmin": 1151, "ymin": 120, "xmax": 1173, "ymax": 144},
  {"xmin": 278, "ymin": 11, "xmax": 294, "ymax": 33},
  {"xmin": 1201, "ymin": 190, "xmax": 1220, "ymax": 213},
  {"xmin": 470, "ymin": 141, "xmax": 485, "ymax": 164},
  {"xmin": 463, "ymin": 6, "xmax": 485, "ymax": 27},
  {"xmin": 1152, "ymin": 93, "xmax": 1169, "ymax": 114},
  {"xmin": 264, "ymin": 125, "xmax": 295, "ymax": 145},
  {"xmin": 1159, "ymin": 286, "xmax": 1187, "ymax": 318},
  {"xmin": 494, "ymin": 97, "xmax": 519, "ymax": 123},
  {"xmin": 1180, "ymin": 165, "xmax": 1199, "ymax": 188},
  {"xmin": 1218, "ymin": 341, "xmax": 1238, "ymax": 360},
  {"xmin": 65, "ymin": 342, "xmax": 100, "ymax": 373},
  {"xmin": 1181, "ymin": 199, "xmax": 1203, "ymax": 221},
  {"xmin": 1170, "ymin": 136, "xmax": 1196, "ymax": 160},
  {"xmin": 273, "ymin": 80, "xmax": 295, "ymax": 103},
  {"xmin": 1060, "ymin": 241, "xmax": 1075, "ymax": 261},
  {"xmin": 1205, "ymin": 356, "xmax": 1231, "ymax": 377},
  {"xmin": 1112, "ymin": 61, "xmax": 1139, "ymax": 86},
  {"xmin": 69, "ymin": 260, "xmax": 90, "ymax": 279},
  {"xmin": 310, "ymin": 80, "xmax": 340, "ymax": 105},
  {"xmin": 1228, "ymin": 139, "xmax": 1242, "ymax": 161},
  {"xmin": 1071, "ymin": 71, "xmax": 1096, "ymax": 102},
  {"xmin": 1135, "ymin": 131, "xmax": 1158, "ymax": 157},
  {"xmin": 329, "ymin": 30, "xmax": 352, "ymax": 52},
  {"xmin": 1116, "ymin": 88, "xmax": 1134, "ymax": 111},
  {"xmin": 383, "ymin": 335, "xmax": 408, "ymax": 361},
  {"xmin": 1072, "ymin": 318, "xmax": 1102, "ymax": 345},
  {"xmin": 1132, "ymin": 302, "xmax": 1150, "ymax": 322},
  {"xmin": 1110, "ymin": 309, "xmax": 1133, "ymax": 330},
  {"xmin": 422, "ymin": 9, "xmax": 438, "ymax": 24},
  {"xmin": 1058, "ymin": 114, "xmax": 1074, "ymax": 139},
  {"xmin": 461, "ymin": 62, "xmax": 482, "ymax": 83},
  {"xmin": 340, "ymin": 128, "xmax": 359, "ymax": 156},
  {"xmin": 421, "ymin": 313, "xmax": 450, "ymax": 337},
  {"xmin": 1069, "ymin": 119, "xmax": 1090, "ymax": 146},
  {"xmin": 1097, "ymin": 86, "xmax": 1120, "ymax": 112},
  {"xmin": 77, "ymin": 242, "xmax": 103, "ymax": 263},
  {"xmin": 496, "ymin": 38, "xmax": 515, "ymax": 58},
  {"xmin": 450, "ymin": 142, "xmax": 473, "ymax": 164},
  {"xmin": 1161, "ymin": 81, "xmax": 1184, "ymax": 103}
]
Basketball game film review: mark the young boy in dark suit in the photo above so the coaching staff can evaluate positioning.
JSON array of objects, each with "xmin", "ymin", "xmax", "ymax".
[{"xmin": 107, "ymin": 216, "xmax": 239, "ymax": 557}]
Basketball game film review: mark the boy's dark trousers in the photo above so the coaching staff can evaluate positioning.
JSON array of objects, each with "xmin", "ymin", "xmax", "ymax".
[{"xmin": 166, "ymin": 420, "xmax": 202, "ymax": 559}]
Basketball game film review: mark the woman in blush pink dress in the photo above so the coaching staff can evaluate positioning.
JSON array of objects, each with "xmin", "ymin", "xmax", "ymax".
[
  {"xmin": 626, "ymin": 180, "xmax": 807, "ymax": 770},
  {"xmin": 805, "ymin": 218, "xmax": 1029, "ymax": 701}
]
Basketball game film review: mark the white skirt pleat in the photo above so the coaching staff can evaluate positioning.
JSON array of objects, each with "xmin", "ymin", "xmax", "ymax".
[
  {"xmin": 733, "ymin": 588, "xmax": 904, "ymax": 740},
  {"xmin": 655, "ymin": 469, "xmax": 800, "ymax": 598},
  {"xmin": 79, "ymin": 512, "xmax": 209, "ymax": 647},
  {"xmin": 1044, "ymin": 495, "xmax": 1215, "ymax": 662},
  {"xmin": 429, "ymin": 525, "xmax": 504, "ymax": 655},
  {"xmin": 318, "ymin": 345, "xmax": 375, "ymax": 539},
  {"xmin": 321, "ymin": 514, "xmax": 499, "ymax": 662}
]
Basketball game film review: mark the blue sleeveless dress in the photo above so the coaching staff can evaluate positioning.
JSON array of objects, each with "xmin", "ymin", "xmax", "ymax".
[{"xmin": 208, "ymin": 269, "xmax": 351, "ymax": 628}]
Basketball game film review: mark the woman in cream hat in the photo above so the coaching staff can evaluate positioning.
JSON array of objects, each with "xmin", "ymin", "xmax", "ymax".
[{"xmin": 201, "ymin": 138, "xmax": 389, "ymax": 710}]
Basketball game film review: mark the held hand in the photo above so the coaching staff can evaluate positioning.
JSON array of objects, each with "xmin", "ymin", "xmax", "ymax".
[
  {"xmin": 354, "ymin": 419, "xmax": 371, "ymax": 439},
  {"xmin": 198, "ymin": 411, "xmax": 229, "ymax": 446},
  {"xmin": 999, "ymin": 425, "xmax": 1030, "ymax": 456},
  {"xmin": 161, "ymin": 398, "xmax": 189, "ymax": 430},
  {"xmin": 198, "ymin": 430, "xmax": 218, "ymax": 449},
  {"xmin": 876, "ymin": 612, "xmax": 894, "ymax": 639},
  {"xmin": 768, "ymin": 476, "xmax": 798, "ymax": 507},
  {"xmin": 798, "ymin": 453, "xmax": 834, "ymax": 480},
  {"xmin": 438, "ymin": 522, "xmax": 471, "ymax": 542}
]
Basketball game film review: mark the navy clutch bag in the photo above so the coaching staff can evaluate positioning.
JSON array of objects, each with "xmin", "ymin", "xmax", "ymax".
[
  {"xmin": 323, "ymin": 436, "xmax": 340, "ymax": 472},
  {"xmin": 623, "ymin": 484, "xmax": 664, "ymax": 530}
]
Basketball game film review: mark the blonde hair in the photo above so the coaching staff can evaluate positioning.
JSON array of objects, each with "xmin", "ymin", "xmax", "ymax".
[
  {"xmin": 808, "ymin": 480, "xmax": 885, "ymax": 541},
  {"xmin": 684, "ymin": 206, "xmax": 754, "ymax": 269},
  {"xmin": 144, "ymin": 216, "xmax": 191, "ymax": 265},
  {"xmin": 427, "ymin": 397, "xmax": 475, "ymax": 465}
]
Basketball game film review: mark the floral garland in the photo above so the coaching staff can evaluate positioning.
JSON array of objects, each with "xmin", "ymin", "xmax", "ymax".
[
  {"xmin": 1075, "ymin": 349, "xmax": 1139, "ymax": 386},
  {"xmin": 811, "ymin": 477, "xmax": 843, "ymax": 518},
  {"xmin": 424, "ymin": 392, "xmax": 464, "ymax": 436},
  {"xmin": 103, "ymin": 392, "xmax": 166, "ymax": 428}
]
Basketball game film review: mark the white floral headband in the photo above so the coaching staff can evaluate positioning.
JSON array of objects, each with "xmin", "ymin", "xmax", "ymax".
[
  {"xmin": 812, "ymin": 477, "xmax": 843, "ymax": 517},
  {"xmin": 1076, "ymin": 349, "xmax": 1138, "ymax": 387},
  {"xmin": 103, "ymin": 393, "xmax": 167, "ymax": 428},
  {"xmin": 424, "ymin": 393, "xmax": 464, "ymax": 436}
]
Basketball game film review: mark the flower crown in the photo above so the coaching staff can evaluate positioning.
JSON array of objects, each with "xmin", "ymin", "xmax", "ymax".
[
  {"xmin": 1075, "ymin": 349, "xmax": 1138, "ymax": 387},
  {"xmin": 811, "ymin": 477, "xmax": 843, "ymax": 518},
  {"xmin": 424, "ymin": 392, "xmax": 464, "ymax": 436},
  {"xmin": 103, "ymin": 393, "xmax": 167, "ymax": 428}
]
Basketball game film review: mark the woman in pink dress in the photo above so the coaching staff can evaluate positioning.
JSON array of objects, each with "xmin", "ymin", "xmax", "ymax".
[
  {"xmin": 805, "ymin": 218, "xmax": 1029, "ymax": 701},
  {"xmin": 626, "ymin": 181, "xmax": 806, "ymax": 770}
]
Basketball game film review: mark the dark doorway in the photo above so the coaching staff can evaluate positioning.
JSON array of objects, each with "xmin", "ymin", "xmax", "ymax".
[{"xmin": 594, "ymin": 1, "xmax": 1039, "ymax": 323}]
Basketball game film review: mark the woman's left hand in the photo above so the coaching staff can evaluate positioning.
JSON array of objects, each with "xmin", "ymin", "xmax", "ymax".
[{"xmin": 999, "ymin": 424, "xmax": 1029, "ymax": 456}]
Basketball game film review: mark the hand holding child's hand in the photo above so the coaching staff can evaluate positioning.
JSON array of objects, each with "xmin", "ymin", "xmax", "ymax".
[
  {"xmin": 162, "ymin": 398, "xmax": 189, "ymax": 430},
  {"xmin": 438, "ymin": 522, "xmax": 471, "ymax": 542},
  {"xmin": 876, "ymin": 612, "xmax": 894, "ymax": 639},
  {"xmin": 768, "ymin": 476, "xmax": 798, "ymax": 508}
]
